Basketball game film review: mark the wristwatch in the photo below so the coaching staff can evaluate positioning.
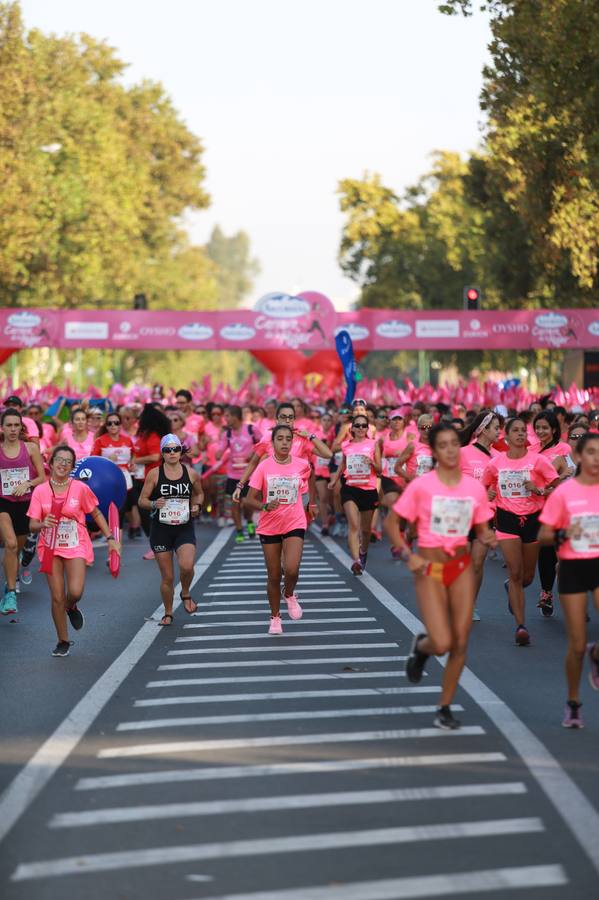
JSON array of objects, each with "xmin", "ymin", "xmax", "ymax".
[{"xmin": 309, "ymin": 433, "xmax": 316, "ymax": 441}]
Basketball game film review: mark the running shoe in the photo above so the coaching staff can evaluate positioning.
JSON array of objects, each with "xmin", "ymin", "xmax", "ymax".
[
  {"xmin": 405, "ymin": 632, "xmax": 429, "ymax": 684},
  {"xmin": 20, "ymin": 568, "xmax": 32, "ymax": 586},
  {"xmin": 320, "ymin": 527, "xmax": 329, "ymax": 536},
  {"xmin": 359, "ymin": 549, "xmax": 368, "ymax": 570},
  {"xmin": 515, "ymin": 624, "xmax": 530, "ymax": 646},
  {"xmin": 562, "ymin": 701, "xmax": 584, "ymax": 729},
  {"xmin": 217, "ymin": 516, "xmax": 226, "ymax": 528},
  {"xmin": 143, "ymin": 549, "xmax": 155, "ymax": 560},
  {"xmin": 20, "ymin": 535, "xmax": 37, "ymax": 568},
  {"xmin": 268, "ymin": 615, "xmax": 283, "ymax": 635},
  {"xmin": 285, "ymin": 593, "xmax": 303, "ymax": 620},
  {"xmin": 472, "ymin": 607, "xmax": 481, "ymax": 622},
  {"xmin": 504, "ymin": 579, "xmax": 513, "ymax": 615},
  {"xmin": 2, "ymin": 590, "xmax": 17, "ymax": 615},
  {"xmin": 351, "ymin": 560, "xmax": 363, "ymax": 576},
  {"xmin": 235, "ymin": 530, "xmax": 245, "ymax": 544},
  {"xmin": 66, "ymin": 604, "xmax": 85, "ymax": 631},
  {"xmin": 370, "ymin": 530, "xmax": 381, "ymax": 543},
  {"xmin": 537, "ymin": 590, "xmax": 554, "ymax": 617},
  {"xmin": 434, "ymin": 706, "xmax": 461, "ymax": 730},
  {"xmin": 52, "ymin": 641, "xmax": 71, "ymax": 658},
  {"xmin": 587, "ymin": 642, "xmax": 599, "ymax": 691},
  {"xmin": 247, "ymin": 522, "xmax": 256, "ymax": 539}
]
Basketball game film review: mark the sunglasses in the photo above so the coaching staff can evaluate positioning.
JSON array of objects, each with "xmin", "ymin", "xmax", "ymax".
[
  {"xmin": 162, "ymin": 446, "xmax": 182, "ymax": 454},
  {"xmin": 377, "ymin": 415, "xmax": 388, "ymax": 420},
  {"xmin": 352, "ymin": 423, "xmax": 368, "ymax": 429},
  {"xmin": 278, "ymin": 414, "xmax": 295, "ymax": 421},
  {"xmin": 570, "ymin": 433, "xmax": 586, "ymax": 440},
  {"xmin": 106, "ymin": 420, "xmax": 120, "ymax": 426},
  {"xmin": 420, "ymin": 425, "xmax": 432, "ymax": 430}
]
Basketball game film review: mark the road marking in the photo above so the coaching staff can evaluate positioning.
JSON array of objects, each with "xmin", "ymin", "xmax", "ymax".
[
  {"xmin": 175, "ymin": 866, "xmax": 568, "ymax": 900},
  {"xmin": 146, "ymin": 671, "xmax": 407, "ymax": 687},
  {"xmin": 194, "ymin": 607, "xmax": 368, "ymax": 615},
  {"xmin": 168, "ymin": 643, "xmax": 399, "ymax": 656},
  {"xmin": 175, "ymin": 629, "xmax": 385, "ymax": 642},
  {"xmin": 183, "ymin": 617, "xmax": 376, "ymax": 628},
  {"xmin": 159, "ymin": 655, "xmax": 405, "ymax": 670},
  {"xmin": 317, "ymin": 531, "xmax": 599, "ymax": 877},
  {"xmin": 11, "ymin": 818, "xmax": 543, "ymax": 881},
  {"xmin": 203, "ymin": 588, "xmax": 353, "ymax": 595},
  {"xmin": 195, "ymin": 598, "xmax": 362, "ymax": 607},
  {"xmin": 133, "ymin": 685, "xmax": 435, "ymax": 707},
  {"xmin": 117, "ymin": 702, "xmax": 446, "ymax": 731},
  {"xmin": 0, "ymin": 526, "xmax": 233, "ymax": 847},
  {"xmin": 50, "ymin": 782, "xmax": 525, "ymax": 828},
  {"xmin": 75, "ymin": 752, "xmax": 508, "ymax": 791},
  {"xmin": 98, "ymin": 726, "xmax": 485, "ymax": 758}
]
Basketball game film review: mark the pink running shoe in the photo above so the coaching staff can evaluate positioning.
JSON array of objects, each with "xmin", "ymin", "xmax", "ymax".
[
  {"xmin": 143, "ymin": 549, "xmax": 155, "ymax": 560},
  {"xmin": 268, "ymin": 615, "xmax": 283, "ymax": 635},
  {"xmin": 587, "ymin": 642, "xmax": 599, "ymax": 691},
  {"xmin": 562, "ymin": 701, "xmax": 584, "ymax": 729},
  {"xmin": 285, "ymin": 593, "xmax": 303, "ymax": 620}
]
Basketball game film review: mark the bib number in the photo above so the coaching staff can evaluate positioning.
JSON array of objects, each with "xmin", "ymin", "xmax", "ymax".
[
  {"xmin": 1, "ymin": 467, "xmax": 29, "ymax": 496},
  {"xmin": 416, "ymin": 455, "xmax": 433, "ymax": 477},
  {"xmin": 56, "ymin": 519, "xmax": 79, "ymax": 550},
  {"xmin": 498, "ymin": 469, "xmax": 530, "ymax": 498},
  {"xmin": 101, "ymin": 446, "xmax": 131, "ymax": 466},
  {"xmin": 430, "ymin": 496, "xmax": 474, "ymax": 538},
  {"xmin": 570, "ymin": 514, "xmax": 599, "ymax": 553},
  {"xmin": 346, "ymin": 454, "xmax": 371, "ymax": 482},
  {"xmin": 159, "ymin": 498, "xmax": 190, "ymax": 525},
  {"xmin": 266, "ymin": 475, "xmax": 299, "ymax": 505},
  {"xmin": 385, "ymin": 457, "xmax": 399, "ymax": 477},
  {"xmin": 133, "ymin": 463, "xmax": 145, "ymax": 480}
]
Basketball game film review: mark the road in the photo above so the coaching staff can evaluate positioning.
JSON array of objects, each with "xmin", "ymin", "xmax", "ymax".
[{"xmin": 1, "ymin": 522, "xmax": 598, "ymax": 899}]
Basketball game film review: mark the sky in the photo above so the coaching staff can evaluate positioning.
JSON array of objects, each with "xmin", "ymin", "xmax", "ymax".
[{"xmin": 20, "ymin": 0, "xmax": 492, "ymax": 310}]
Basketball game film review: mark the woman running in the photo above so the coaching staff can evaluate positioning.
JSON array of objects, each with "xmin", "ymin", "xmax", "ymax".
[
  {"xmin": 27, "ymin": 444, "xmax": 121, "ymax": 656},
  {"xmin": 134, "ymin": 403, "xmax": 172, "ymax": 560},
  {"xmin": 0, "ymin": 410, "xmax": 45, "ymax": 615},
  {"xmin": 482, "ymin": 417, "xmax": 559, "ymax": 645},
  {"xmin": 538, "ymin": 432, "xmax": 599, "ymax": 728},
  {"xmin": 138, "ymin": 433, "xmax": 204, "ymax": 625},
  {"xmin": 399, "ymin": 414, "xmax": 435, "ymax": 482},
  {"xmin": 329, "ymin": 414, "xmax": 382, "ymax": 575},
  {"xmin": 246, "ymin": 425, "xmax": 313, "ymax": 634},
  {"xmin": 379, "ymin": 409, "xmax": 412, "ymax": 510},
  {"xmin": 63, "ymin": 407, "xmax": 95, "ymax": 460},
  {"xmin": 387, "ymin": 423, "xmax": 495, "ymax": 730}
]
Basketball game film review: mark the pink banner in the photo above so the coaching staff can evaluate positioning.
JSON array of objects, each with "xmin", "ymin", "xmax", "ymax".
[{"xmin": 1, "ymin": 306, "xmax": 599, "ymax": 351}]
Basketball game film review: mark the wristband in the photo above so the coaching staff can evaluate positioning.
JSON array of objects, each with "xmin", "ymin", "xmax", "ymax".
[
  {"xmin": 237, "ymin": 481, "xmax": 246, "ymax": 489},
  {"xmin": 262, "ymin": 503, "xmax": 269, "ymax": 511},
  {"xmin": 555, "ymin": 528, "xmax": 567, "ymax": 548}
]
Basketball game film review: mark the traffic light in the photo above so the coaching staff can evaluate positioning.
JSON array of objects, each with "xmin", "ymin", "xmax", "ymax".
[
  {"xmin": 463, "ymin": 286, "xmax": 481, "ymax": 310},
  {"xmin": 133, "ymin": 293, "xmax": 148, "ymax": 310}
]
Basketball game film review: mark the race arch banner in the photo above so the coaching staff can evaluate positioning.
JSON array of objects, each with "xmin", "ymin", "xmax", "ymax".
[{"xmin": 1, "ymin": 302, "xmax": 599, "ymax": 352}]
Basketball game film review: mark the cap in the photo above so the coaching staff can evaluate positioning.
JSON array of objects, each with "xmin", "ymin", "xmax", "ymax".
[
  {"xmin": 389, "ymin": 408, "xmax": 404, "ymax": 420},
  {"xmin": 160, "ymin": 433, "xmax": 182, "ymax": 451},
  {"xmin": 5, "ymin": 395, "xmax": 22, "ymax": 407}
]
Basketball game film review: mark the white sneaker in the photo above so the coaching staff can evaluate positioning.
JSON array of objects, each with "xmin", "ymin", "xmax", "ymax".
[
  {"xmin": 285, "ymin": 593, "xmax": 303, "ymax": 620},
  {"xmin": 268, "ymin": 615, "xmax": 283, "ymax": 635}
]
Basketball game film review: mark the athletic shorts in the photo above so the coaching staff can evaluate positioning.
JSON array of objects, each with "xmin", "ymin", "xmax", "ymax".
[
  {"xmin": 558, "ymin": 558, "xmax": 599, "ymax": 595},
  {"xmin": 0, "ymin": 498, "xmax": 30, "ymax": 536},
  {"xmin": 380, "ymin": 476, "xmax": 401, "ymax": 496},
  {"xmin": 259, "ymin": 528, "xmax": 305, "ymax": 544},
  {"xmin": 226, "ymin": 478, "xmax": 249, "ymax": 498},
  {"xmin": 315, "ymin": 475, "xmax": 329, "ymax": 483},
  {"xmin": 150, "ymin": 521, "xmax": 196, "ymax": 554},
  {"xmin": 340, "ymin": 483, "xmax": 379, "ymax": 512},
  {"xmin": 124, "ymin": 482, "xmax": 140, "ymax": 512},
  {"xmin": 468, "ymin": 518, "xmax": 495, "ymax": 543},
  {"xmin": 495, "ymin": 508, "xmax": 540, "ymax": 544}
]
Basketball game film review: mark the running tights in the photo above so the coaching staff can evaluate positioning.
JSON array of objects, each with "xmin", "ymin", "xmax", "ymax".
[{"xmin": 538, "ymin": 545, "xmax": 557, "ymax": 592}]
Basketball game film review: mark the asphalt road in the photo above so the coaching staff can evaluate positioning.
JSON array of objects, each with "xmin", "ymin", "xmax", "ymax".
[{"xmin": 0, "ymin": 521, "xmax": 598, "ymax": 900}]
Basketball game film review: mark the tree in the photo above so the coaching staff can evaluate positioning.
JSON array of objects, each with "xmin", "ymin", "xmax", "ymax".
[{"xmin": 206, "ymin": 226, "xmax": 261, "ymax": 308}]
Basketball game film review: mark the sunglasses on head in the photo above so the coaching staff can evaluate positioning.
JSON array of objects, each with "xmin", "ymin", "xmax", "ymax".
[{"xmin": 163, "ymin": 446, "xmax": 182, "ymax": 454}]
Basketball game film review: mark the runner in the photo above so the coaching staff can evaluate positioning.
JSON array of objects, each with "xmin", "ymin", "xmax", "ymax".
[
  {"xmin": 64, "ymin": 407, "xmax": 95, "ymax": 460},
  {"xmin": 0, "ymin": 410, "xmax": 45, "ymax": 614},
  {"xmin": 399, "ymin": 414, "xmax": 435, "ymax": 481},
  {"xmin": 245, "ymin": 425, "xmax": 313, "ymax": 634},
  {"xmin": 138, "ymin": 433, "xmax": 204, "ymax": 625},
  {"xmin": 387, "ymin": 423, "xmax": 496, "ymax": 730},
  {"xmin": 134, "ymin": 404, "xmax": 172, "ymax": 559},
  {"xmin": 482, "ymin": 416, "xmax": 559, "ymax": 645},
  {"xmin": 329, "ymin": 413, "xmax": 382, "ymax": 575},
  {"xmin": 538, "ymin": 432, "xmax": 599, "ymax": 728},
  {"xmin": 379, "ymin": 409, "xmax": 412, "ymax": 510},
  {"xmin": 26, "ymin": 444, "xmax": 121, "ymax": 656},
  {"xmin": 218, "ymin": 405, "xmax": 261, "ymax": 543}
]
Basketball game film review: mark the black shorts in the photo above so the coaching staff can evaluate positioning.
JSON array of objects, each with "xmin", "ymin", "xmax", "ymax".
[
  {"xmin": 0, "ymin": 498, "xmax": 30, "ymax": 536},
  {"xmin": 340, "ymin": 483, "xmax": 379, "ymax": 512},
  {"xmin": 558, "ymin": 558, "xmax": 599, "ymax": 595},
  {"xmin": 315, "ymin": 475, "xmax": 329, "ymax": 483},
  {"xmin": 496, "ymin": 508, "xmax": 540, "ymax": 544},
  {"xmin": 259, "ymin": 528, "xmax": 305, "ymax": 544},
  {"xmin": 150, "ymin": 521, "xmax": 196, "ymax": 554},
  {"xmin": 226, "ymin": 478, "xmax": 249, "ymax": 498},
  {"xmin": 380, "ymin": 476, "xmax": 401, "ymax": 496},
  {"xmin": 124, "ymin": 481, "xmax": 140, "ymax": 512}
]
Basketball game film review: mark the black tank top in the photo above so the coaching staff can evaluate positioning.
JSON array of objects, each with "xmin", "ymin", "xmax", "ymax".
[{"xmin": 151, "ymin": 464, "xmax": 193, "ymax": 525}]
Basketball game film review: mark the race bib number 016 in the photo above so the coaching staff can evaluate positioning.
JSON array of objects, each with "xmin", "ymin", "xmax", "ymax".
[
  {"xmin": 266, "ymin": 475, "xmax": 299, "ymax": 505},
  {"xmin": 570, "ymin": 514, "xmax": 599, "ymax": 554},
  {"xmin": 1, "ymin": 467, "xmax": 29, "ymax": 496},
  {"xmin": 430, "ymin": 496, "xmax": 474, "ymax": 538},
  {"xmin": 56, "ymin": 519, "xmax": 79, "ymax": 550},
  {"xmin": 159, "ymin": 498, "xmax": 190, "ymax": 525},
  {"xmin": 498, "ymin": 469, "xmax": 531, "ymax": 498},
  {"xmin": 346, "ymin": 454, "xmax": 371, "ymax": 481}
]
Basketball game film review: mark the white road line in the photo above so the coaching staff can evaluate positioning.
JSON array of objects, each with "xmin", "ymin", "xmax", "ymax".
[
  {"xmin": 134, "ymin": 686, "xmax": 437, "ymax": 706},
  {"xmin": 146, "ymin": 671, "xmax": 406, "ymax": 687},
  {"xmin": 50, "ymin": 782, "xmax": 525, "ymax": 828},
  {"xmin": 11, "ymin": 818, "xmax": 543, "ymax": 881},
  {"xmin": 75, "ymin": 752, "xmax": 508, "ymax": 791},
  {"xmin": 195, "ymin": 607, "xmax": 368, "ymax": 615},
  {"xmin": 0, "ymin": 526, "xmax": 233, "ymax": 847},
  {"xmin": 203, "ymin": 589, "xmax": 353, "ymax": 595},
  {"xmin": 175, "ymin": 629, "xmax": 385, "ymax": 642},
  {"xmin": 116, "ymin": 703, "xmax": 452, "ymax": 731},
  {"xmin": 98, "ymin": 726, "xmax": 485, "ymax": 758},
  {"xmin": 175, "ymin": 866, "xmax": 568, "ymax": 900},
  {"xmin": 183, "ymin": 618, "xmax": 376, "ymax": 628},
  {"xmin": 195, "ymin": 599, "xmax": 362, "ymax": 607},
  {"xmin": 168, "ymin": 643, "xmax": 398, "ymax": 656},
  {"xmin": 209, "ymin": 580, "xmax": 342, "ymax": 585},
  {"xmin": 159, "ymin": 655, "xmax": 405, "ymax": 670},
  {"xmin": 317, "ymin": 531, "xmax": 599, "ymax": 877}
]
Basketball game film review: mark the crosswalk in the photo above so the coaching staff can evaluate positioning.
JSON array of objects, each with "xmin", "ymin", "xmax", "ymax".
[{"xmin": 7, "ymin": 537, "xmax": 569, "ymax": 896}]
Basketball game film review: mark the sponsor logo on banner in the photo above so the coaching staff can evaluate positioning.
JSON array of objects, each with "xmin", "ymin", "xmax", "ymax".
[
  {"xmin": 375, "ymin": 320, "xmax": 412, "ymax": 338},
  {"xmin": 535, "ymin": 312, "xmax": 568, "ymax": 330},
  {"xmin": 119, "ymin": 321, "xmax": 132, "ymax": 333},
  {"xmin": 463, "ymin": 317, "xmax": 489, "ymax": 339},
  {"xmin": 335, "ymin": 324, "xmax": 370, "ymax": 341},
  {"xmin": 220, "ymin": 324, "xmax": 256, "ymax": 341},
  {"xmin": 64, "ymin": 322, "xmax": 109, "ymax": 340},
  {"xmin": 588, "ymin": 322, "xmax": 599, "ymax": 337},
  {"xmin": 532, "ymin": 311, "xmax": 578, "ymax": 347},
  {"xmin": 140, "ymin": 326, "xmax": 176, "ymax": 336},
  {"xmin": 7, "ymin": 312, "xmax": 42, "ymax": 329},
  {"xmin": 3, "ymin": 310, "xmax": 47, "ymax": 348},
  {"xmin": 492, "ymin": 322, "xmax": 530, "ymax": 334},
  {"xmin": 254, "ymin": 293, "xmax": 311, "ymax": 319},
  {"xmin": 469, "ymin": 319, "xmax": 481, "ymax": 330},
  {"xmin": 415, "ymin": 320, "xmax": 460, "ymax": 338},
  {"xmin": 177, "ymin": 323, "xmax": 214, "ymax": 341}
]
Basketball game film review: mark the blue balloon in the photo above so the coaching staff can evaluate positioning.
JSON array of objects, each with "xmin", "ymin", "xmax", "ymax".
[{"xmin": 71, "ymin": 456, "xmax": 127, "ymax": 519}]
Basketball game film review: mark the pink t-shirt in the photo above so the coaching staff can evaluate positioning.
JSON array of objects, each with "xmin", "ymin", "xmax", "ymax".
[
  {"xmin": 219, "ymin": 425, "xmax": 260, "ymax": 479},
  {"xmin": 482, "ymin": 450, "xmax": 557, "ymax": 516},
  {"xmin": 342, "ymin": 438, "xmax": 378, "ymax": 489},
  {"xmin": 539, "ymin": 479, "xmax": 599, "ymax": 560},
  {"xmin": 381, "ymin": 433, "xmax": 410, "ymax": 483},
  {"xmin": 310, "ymin": 427, "xmax": 330, "ymax": 478},
  {"xmin": 405, "ymin": 441, "xmax": 434, "ymax": 480},
  {"xmin": 394, "ymin": 470, "xmax": 492, "ymax": 555},
  {"xmin": 65, "ymin": 430, "xmax": 95, "ymax": 461},
  {"xmin": 249, "ymin": 456, "xmax": 311, "ymax": 536},
  {"xmin": 460, "ymin": 444, "xmax": 497, "ymax": 482},
  {"xmin": 540, "ymin": 441, "xmax": 571, "ymax": 464},
  {"xmin": 27, "ymin": 480, "xmax": 99, "ymax": 564}
]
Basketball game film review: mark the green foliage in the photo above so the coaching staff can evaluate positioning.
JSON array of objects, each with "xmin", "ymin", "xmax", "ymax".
[{"xmin": 206, "ymin": 226, "xmax": 261, "ymax": 309}]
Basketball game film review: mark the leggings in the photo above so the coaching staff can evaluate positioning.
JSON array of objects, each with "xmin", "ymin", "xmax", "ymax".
[{"xmin": 538, "ymin": 544, "xmax": 557, "ymax": 592}]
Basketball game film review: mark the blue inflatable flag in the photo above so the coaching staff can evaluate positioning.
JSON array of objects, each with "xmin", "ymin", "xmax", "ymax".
[{"xmin": 335, "ymin": 329, "xmax": 356, "ymax": 405}]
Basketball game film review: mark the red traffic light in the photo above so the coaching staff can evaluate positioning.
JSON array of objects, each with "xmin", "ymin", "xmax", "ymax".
[
  {"xmin": 466, "ymin": 288, "xmax": 479, "ymax": 301},
  {"xmin": 463, "ymin": 285, "xmax": 481, "ymax": 310}
]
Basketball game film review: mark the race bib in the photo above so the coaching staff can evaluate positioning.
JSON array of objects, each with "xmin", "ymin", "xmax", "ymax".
[
  {"xmin": 430, "ymin": 496, "xmax": 474, "ymax": 538},
  {"xmin": 55, "ymin": 519, "xmax": 79, "ymax": 550},
  {"xmin": 101, "ymin": 446, "xmax": 131, "ymax": 466},
  {"xmin": 159, "ymin": 497, "xmax": 190, "ymax": 525},
  {"xmin": 416, "ymin": 455, "xmax": 433, "ymax": 477},
  {"xmin": 346, "ymin": 454, "xmax": 371, "ymax": 482},
  {"xmin": 385, "ymin": 457, "xmax": 399, "ymax": 477},
  {"xmin": 570, "ymin": 514, "xmax": 599, "ymax": 554},
  {"xmin": 133, "ymin": 463, "xmax": 145, "ymax": 480},
  {"xmin": 498, "ymin": 469, "xmax": 531, "ymax": 498},
  {"xmin": 1, "ymin": 467, "xmax": 29, "ymax": 496},
  {"xmin": 266, "ymin": 475, "xmax": 300, "ymax": 505}
]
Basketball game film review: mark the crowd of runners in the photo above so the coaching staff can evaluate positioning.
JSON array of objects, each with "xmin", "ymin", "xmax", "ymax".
[{"xmin": 1, "ymin": 389, "xmax": 598, "ymax": 730}]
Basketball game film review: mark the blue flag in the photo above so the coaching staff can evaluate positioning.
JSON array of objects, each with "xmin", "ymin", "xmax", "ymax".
[{"xmin": 335, "ymin": 329, "xmax": 356, "ymax": 405}]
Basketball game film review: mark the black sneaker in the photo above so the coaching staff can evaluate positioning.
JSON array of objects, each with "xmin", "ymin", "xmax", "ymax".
[
  {"xmin": 67, "ymin": 605, "xmax": 85, "ymax": 631},
  {"xmin": 359, "ymin": 550, "xmax": 368, "ymax": 570},
  {"xmin": 504, "ymin": 579, "xmax": 513, "ymax": 615},
  {"xmin": 406, "ymin": 632, "xmax": 429, "ymax": 684},
  {"xmin": 320, "ymin": 527, "xmax": 329, "ymax": 536},
  {"xmin": 52, "ymin": 641, "xmax": 71, "ymax": 657},
  {"xmin": 434, "ymin": 705, "xmax": 461, "ymax": 730}
]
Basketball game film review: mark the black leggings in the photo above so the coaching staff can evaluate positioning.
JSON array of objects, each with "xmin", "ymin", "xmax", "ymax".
[{"xmin": 538, "ymin": 544, "xmax": 557, "ymax": 592}]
